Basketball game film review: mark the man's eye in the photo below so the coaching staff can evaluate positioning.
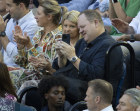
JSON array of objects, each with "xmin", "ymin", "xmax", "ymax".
[{"xmin": 53, "ymin": 92, "xmax": 58, "ymax": 95}]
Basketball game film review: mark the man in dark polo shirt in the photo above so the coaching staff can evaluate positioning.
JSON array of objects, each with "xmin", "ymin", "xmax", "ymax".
[{"xmin": 53, "ymin": 10, "xmax": 123, "ymax": 104}]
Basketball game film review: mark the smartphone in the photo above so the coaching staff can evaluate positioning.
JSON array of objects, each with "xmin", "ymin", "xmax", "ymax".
[{"xmin": 62, "ymin": 34, "xmax": 70, "ymax": 44}]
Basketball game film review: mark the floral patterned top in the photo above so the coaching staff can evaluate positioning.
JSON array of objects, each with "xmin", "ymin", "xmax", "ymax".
[
  {"xmin": 14, "ymin": 25, "xmax": 62, "ymax": 68},
  {"xmin": 0, "ymin": 97, "xmax": 14, "ymax": 111},
  {"xmin": 5, "ymin": 93, "xmax": 17, "ymax": 101}
]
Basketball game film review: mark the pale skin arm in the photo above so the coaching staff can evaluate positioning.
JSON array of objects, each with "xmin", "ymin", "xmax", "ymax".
[
  {"xmin": 109, "ymin": 0, "xmax": 133, "ymax": 23},
  {"xmin": 117, "ymin": 34, "xmax": 140, "ymax": 41}
]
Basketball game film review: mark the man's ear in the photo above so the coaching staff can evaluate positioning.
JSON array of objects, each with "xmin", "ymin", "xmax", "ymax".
[
  {"xmin": 95, "ymin": 96, "xmax": 101, "ymax": 104},
  {"xmin": 94, "ymin": 19, "xmax": 100, "ymax": 28},
  {"xmin": 18, "ymin": 3, "xmax": 26, "ymax": 10},
  {"xmin": 44, "ymin": 93, "xmax": 49, "ymax": 100}
]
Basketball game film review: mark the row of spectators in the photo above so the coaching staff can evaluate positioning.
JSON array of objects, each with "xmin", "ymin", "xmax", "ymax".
[{"xmin": 0, "ymin": 0, "xmax": 140, "ymax": 111}]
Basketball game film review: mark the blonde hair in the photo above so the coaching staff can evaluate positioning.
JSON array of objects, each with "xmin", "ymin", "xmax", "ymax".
[
  {"xmin": 39, "ymin": 0, "xmax": 67, "ymax": 25},
  {"xmin": 62, "ymin": 10, "xmax": 80, "ymax": 25}
]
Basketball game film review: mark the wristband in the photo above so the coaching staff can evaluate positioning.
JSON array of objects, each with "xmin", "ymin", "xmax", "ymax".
[
  {"xmin": 112, "ymin": 0, "xmax": 118, "ymax": 3},
  {"xmin": 130, "ymin": 34, "xmax": 135, "ymax": 42}
]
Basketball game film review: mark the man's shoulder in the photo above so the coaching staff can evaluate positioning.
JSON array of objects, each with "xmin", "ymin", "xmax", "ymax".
[
  {"xmin": 19, "ymin": 11, "xmax": 37, "ymax": 28},
  {"xmin": 101, "ymin": 34, "xmax": 116, "ymax": 45}
]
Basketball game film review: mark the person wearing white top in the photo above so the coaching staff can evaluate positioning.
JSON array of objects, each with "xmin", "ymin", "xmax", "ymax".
[
  {"xmin": 0, "ymin": 0, "xmax": 38, "ymax": 67},
  {"xmin": 83, "ymin": 105, "xmax": 114, "ymax": 111},
  {"xmin": 84, "ymin": 79, "xmax": 114, "ymax": 111},
  {"xmin": 112, "ymin": 12, "xmax": 140, "ymax": 86}
]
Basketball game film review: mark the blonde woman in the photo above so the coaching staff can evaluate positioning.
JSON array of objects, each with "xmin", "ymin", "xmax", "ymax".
[
  {"xmin": 62, "ymin": 10, "xmax": 80, "ymax": 46},
  {"xmin": 11, "ymin": 0, "xmax": 67, "ymax": 89}
]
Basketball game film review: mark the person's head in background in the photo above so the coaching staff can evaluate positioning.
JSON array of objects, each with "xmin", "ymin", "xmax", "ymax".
[
  {"xmin": 116, "ymin": 88, "xmax": 140, "ymax": 111},
  {"xmin": 29, "ymin": 0, "xmax": 39, "ymax": 9},
  {"xmin": 85, "ymin": 79, "xmax": 113, "ymax": 111},
  {"xmin": 78, "ymin": 10, "xmax": 105, "ymax": 44},
  {"xmin": 62, "ymin": 10, "xmax": 80, "ymax": 46},
  {"xmin": 35, "ymin": 0, "xmax": 67, "ymax": 30},
  {"xmin": 136, "ymin": 106, "xmax": 140, "ymax": 111},
  {"xmin": 0, "ymin": 62, "xmax": 17, "ymax": 99},
  {"xmin": 6, "ymin": 0, "xmax": 30, "ymax": 20},
  {"xmin": 38, "ymin": 75, "xmax": 70, "ymax": 111},
  {"xmin": 0, "ymin": 0, "xmax": 7, "ymax": 16}
]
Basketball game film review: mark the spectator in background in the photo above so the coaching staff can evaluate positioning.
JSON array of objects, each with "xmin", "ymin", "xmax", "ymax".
[
  {"xmin": 58, "ymin": 0, "xmax": 95, "ymax": 12},
  {"xmin": 113, "ymin": 12, "xmax": 140, "ymax": 86},
  {"xmin": 0, "ymin": 0, "xmax": 38, "ymax": 67},
  {"xmin": 0, "ymin": 0, "xmax": 10, "ymax": 21},
  {"xmin": 0, "ymin": 62, "xmax": 17, "ymax": 101},
  {"xmin": 88, "ymin": 0, "xmax": 111, "ymax": 26},
  {"xmin": 62, "ymin": 10, "xmax": 80, "ymax": 46},
  {"xmin": 38, "ymin": 75, "xmax": 71, "ymax": 111},
  {"xmin": 0, "ymin": 0, "xmax": 11, "ymax": 61},
  {"xmin": 116, "ymin": 88, "xmax": 140, "ymax": 111},
  {"xmin": 85, "ymin": 79, "xmax": 114, "ymax": 111},
  {"xmin": 0, "ymin": 97, "xmax": 37, "ymax": 111},
  {"xmin": 136, "ymin": 106, "xmax": 140, "ymax": 111},
  {"xmin": 108, "ymin": 0, "xmax": 140, "ymax": 35}
]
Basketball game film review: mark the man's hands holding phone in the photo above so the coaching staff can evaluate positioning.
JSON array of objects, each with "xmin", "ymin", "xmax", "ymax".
[{"xmin": 55, "ymin": 41, "xmax": 76, "ymax": 60}]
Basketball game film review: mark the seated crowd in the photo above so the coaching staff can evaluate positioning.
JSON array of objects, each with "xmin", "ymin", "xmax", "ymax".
[{"xmin": 0, "ymin": 0, "xmax": 140, "ymax": 111}]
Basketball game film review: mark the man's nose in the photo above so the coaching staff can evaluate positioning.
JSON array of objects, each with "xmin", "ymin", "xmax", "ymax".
[
  {"xmin": 58, "ymin": 93, "xmax": 63, "ymax": 99},
  {"xmin": 116, "ymin": 104, "xmax": 120, "ymax": 110}
]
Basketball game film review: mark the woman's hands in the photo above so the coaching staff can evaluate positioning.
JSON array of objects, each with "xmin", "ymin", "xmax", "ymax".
[
  {"xmin": 29, "ymin": 54, "xmax": 54, "ymax": 73},
  {"xmin": 13, "ymin": 25, "xmax": 32, "ymax": 49}
]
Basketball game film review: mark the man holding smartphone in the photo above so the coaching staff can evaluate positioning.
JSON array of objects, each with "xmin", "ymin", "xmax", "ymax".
[{"xmin": 53, "ymin": 10, "xmax": 123, "ymax": 104}]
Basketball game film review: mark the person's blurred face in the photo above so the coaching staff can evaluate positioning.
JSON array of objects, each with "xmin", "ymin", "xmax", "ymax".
[
  {"xmin": 45, "ymin": 86, "xmax": 66, "ymax": 108},
  {"xmin": 6, "ymin": 0, "xmax": 21, "ymax": 19},
  {"xmin": 63, "ymin": 20, "xmax": 79, "ymax": 39},
  {"xmin": 85, "ymin": 87, "xmax": 97, "ymax": 111},
  {"xmin": 136, "ymin": 106, "xmax": 140, "ymax": 111},
  {"xmin": 116, "ymin": 94, "xmax": 136, "ymax": 111},
  {"xmin": 0, "ymin": 0, "xmax": 6, "ymax": 13},
  {"xmin": 35, "ymin": 6, "xmax": 51, "ymax": 27},
  {"xmin": 78, "ymin": 14, "xmax": 97, "ymax": 43}
]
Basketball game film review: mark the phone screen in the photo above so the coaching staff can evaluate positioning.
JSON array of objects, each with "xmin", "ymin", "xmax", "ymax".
[{"xmin": 62, "ymin": 34, "xmax": 70, "ymax": 44}]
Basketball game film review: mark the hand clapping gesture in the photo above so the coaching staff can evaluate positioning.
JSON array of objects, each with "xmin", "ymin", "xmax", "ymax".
[
  {"xmin": 13, "ymin": 26, "xmax": 31, "ymax": 48},
  {"xmin": 111, "ymin": 18, "xmax": 129, "ymax": 33}
]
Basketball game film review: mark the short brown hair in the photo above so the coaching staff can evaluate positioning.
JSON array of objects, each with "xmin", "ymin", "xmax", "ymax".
[
  {"xmin": 80, "ymin": 10, "xmax": 103, "ymax": 24},
  {"xmin": 88, "ymin": 79, "xmax": 113, "ymax": 104}
]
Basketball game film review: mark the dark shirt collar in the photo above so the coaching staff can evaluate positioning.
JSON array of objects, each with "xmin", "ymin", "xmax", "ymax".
[{"xmin": 83, "ymin": 31, "xmax": 107, "ymax": 48}]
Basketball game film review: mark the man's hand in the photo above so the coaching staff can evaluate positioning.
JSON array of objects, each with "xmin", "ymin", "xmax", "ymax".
[
  {"xmin": 55, "ymin": 41, "xmax": 76, "ymax": 60},
  {"xmin": 116, "ymin": 34, "xmax": 130, "ymax": 41},
  {"xmin": 136, "ymin": 86, "xmax": 140, "ymax": 90},
  {"xmin": 112, "ymin": 18, "xmax": 129, "ymax": 33}
]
